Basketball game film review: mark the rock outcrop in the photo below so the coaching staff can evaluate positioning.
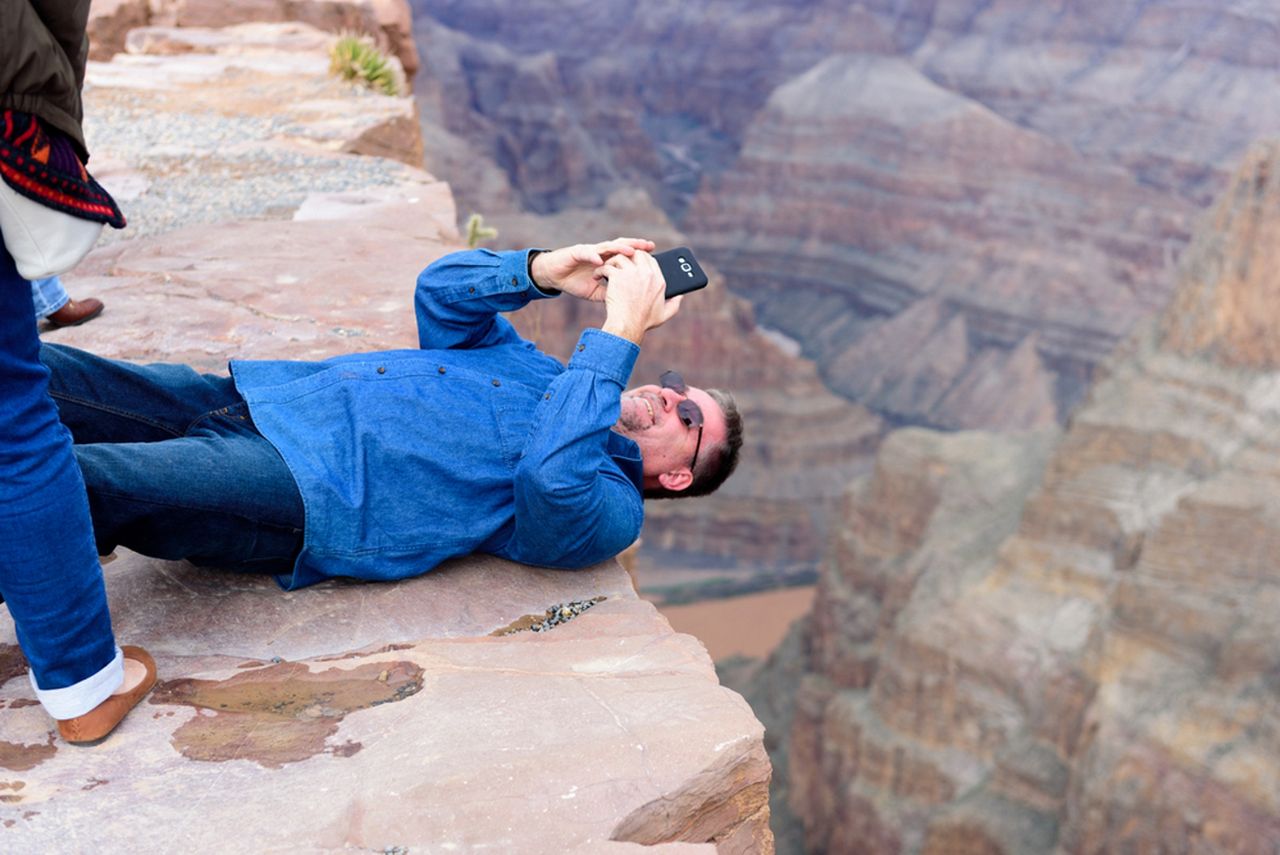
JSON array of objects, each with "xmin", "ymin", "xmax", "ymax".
[
  {"xmin": 90, "ymin": 0, "xmax": 420, "ymax": 80},
  {"xmin": 761, "ymin": 143, "xmax": 1280, "ymax": 853},
  {"xmin": 406, "ymin": 0, "xmax": 1280, "ymax": 431},
  {"xmin": 0, "ymin": 18, "xmax": 772, "ymax": 852},
  {"xmin": 1, "ymin": 552, "xmax": 769, "ymax": 852}
]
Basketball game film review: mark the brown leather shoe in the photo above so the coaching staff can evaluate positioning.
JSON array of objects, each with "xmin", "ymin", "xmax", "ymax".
[
  {"xmin": 57, "ymin": 645, "xmax": 157, "ymax": 746},
  {"xmin": 47, "ymin": 297, "xmax": 105, "ymax": 327}
]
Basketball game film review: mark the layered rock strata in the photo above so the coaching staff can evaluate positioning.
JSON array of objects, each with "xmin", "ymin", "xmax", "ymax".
[
  {"xmin": 770, "ymin": 143, "xmax": 1280, "ymax": 852},
  {"xmin": 406, "ymin": 0, "xmax": 1280, "ymax": 431},
  {"xmin": 685, "ymin": 53, "xmax": 1183, "ymax": 429},
  {"xmin": 0, "ymin": 20, "xmax": 773, "ymax": 852}
]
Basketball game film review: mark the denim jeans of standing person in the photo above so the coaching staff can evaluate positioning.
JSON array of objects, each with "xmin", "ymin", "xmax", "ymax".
[
  {"xmin": 40, "ymin": 344, "xmax": 306, "ymax": 572},
  {"xmin": 29, "ymin": 275, "xmax": 69, "ymax": 319},
  {"xmin": 0, "ymin": 241, "xmax": 124, "ymax": 719}
]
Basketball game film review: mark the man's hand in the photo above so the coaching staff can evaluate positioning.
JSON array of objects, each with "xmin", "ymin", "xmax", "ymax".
[
  {"xmin": 598, "ymin": 251, "xmax": 683, "ymax": 345},
  {"xmin": 530, "ymin": 238, "xmax": 655, "ymax": 300}
]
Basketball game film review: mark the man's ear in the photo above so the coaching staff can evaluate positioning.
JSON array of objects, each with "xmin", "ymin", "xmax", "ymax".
[{"xmin": 657, "ymin": 468, "xmax": 693, "ymax": 493}]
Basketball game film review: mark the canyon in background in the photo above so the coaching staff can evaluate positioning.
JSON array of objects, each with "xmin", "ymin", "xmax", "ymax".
[
  {"xmin": 406, "ymin": 0, "xmax": 1280, "ymax": 596},
  {"xmin": 399, "ymin": 1, "xmax": 1280, "ymax": 851}
]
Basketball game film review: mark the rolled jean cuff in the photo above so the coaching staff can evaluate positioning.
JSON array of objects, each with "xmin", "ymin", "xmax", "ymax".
[{"xmin": 29, "ymin": 645, "xmax": 124, "ymax": 720}]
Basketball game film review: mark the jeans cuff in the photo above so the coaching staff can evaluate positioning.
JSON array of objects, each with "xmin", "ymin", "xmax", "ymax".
[{"xmin": 29, "ymin": 645, "xmax": 124, "ymax": 720}]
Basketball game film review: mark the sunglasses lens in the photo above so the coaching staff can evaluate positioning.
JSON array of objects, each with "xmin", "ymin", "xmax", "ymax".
[
  {"xmin": 676, "ymin": 399, "xmax": 703, "ymax": 428},
  {"xmin": 659, "ymin": 370, "xmax": 686, "ymax": 395}
]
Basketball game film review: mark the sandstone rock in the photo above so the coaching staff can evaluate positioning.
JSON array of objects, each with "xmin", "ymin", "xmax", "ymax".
[
  {"xmin": 150, "ymin": 0, "xmax": 420, "ymax": 78},
  {"xmin": 82, "ymin": 21, "xmax": 427, "ymax": 249},
  {"xmin": 0, "ymin": 551, "xmax": 770, "ymax": 851},
  {"xmin": 407, "ymin": 0, "xmax": 1280, "ymax": 434},
  {"xmin": 1160, "ymin": 142, "xmax": 1280, "ymax": 369},
  {"xmin": 761, "ymin": 144, "xmax": 1280, "ymax": 852},
  {"xmin": 118, "ymin": 22, "xmax": 421, "ymax": 169},
  {"xmin": 86, "ymin": 0, "xmax": 150, "ymax": 60}
]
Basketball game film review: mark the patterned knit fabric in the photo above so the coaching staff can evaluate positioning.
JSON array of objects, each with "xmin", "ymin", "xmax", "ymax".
[{"xmin": 0, "ymin": 110, "xmax": 125, "ymax": 228}]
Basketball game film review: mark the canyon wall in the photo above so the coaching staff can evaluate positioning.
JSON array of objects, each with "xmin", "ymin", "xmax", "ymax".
[
  {"xmin": 759, "ymin": 142, "xmax": 1280, "ymax": 853},
  {"xmin": 407, "ymin": 0, "xmax": 1280, "ymax": 430}
]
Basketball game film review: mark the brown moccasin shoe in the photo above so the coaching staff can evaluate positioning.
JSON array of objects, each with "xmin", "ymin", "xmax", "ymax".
[
  {"xmin": 47, "ymin": 297, "xmax": 105, "ymax": 327},
  {"xmin": 57, "ymin": 645, "xmax": 157, "ymax": 746}
]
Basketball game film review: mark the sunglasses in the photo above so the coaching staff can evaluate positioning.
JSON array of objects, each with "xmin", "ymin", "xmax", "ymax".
[{"xmin": 659, "ymin": 370, "xmax": 704, "ymax": 472}]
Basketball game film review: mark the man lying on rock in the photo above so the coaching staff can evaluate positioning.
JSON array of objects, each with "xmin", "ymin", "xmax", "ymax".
[{"xmin": 41, "ymin": 238, "xmax": 743, "ymax": 590}]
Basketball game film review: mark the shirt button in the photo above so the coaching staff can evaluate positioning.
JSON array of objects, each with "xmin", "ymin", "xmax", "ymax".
[
  {"xmin": 468, "ymin": 287, "xmax": 475, "ymax": 293},
  {"xmin": 510, "ymin": 276, "xmax": 518, "ymax": 287},
  {"xmin": 544, "ymin": 393, "xmax": 551, "ymax": 400},
  {"xmin": 492, "ymin": 379, "xmax": 502, "ymax": 387},
  {"xmin": 377, "ymin": 366, "xmax": 386, "ymax": 374},
  {"xmin": 577, "ymin": 344, "xmax": 585, "ymax": 352},
  {"xmin": 438, "ymin": 366, "xmax": 446, "ymax": 374}
]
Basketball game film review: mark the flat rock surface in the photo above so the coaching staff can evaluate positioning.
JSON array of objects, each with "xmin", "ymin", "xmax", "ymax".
[{"xmin": 0, "ymin": 551, "xmax": 765, "ymax": 852}]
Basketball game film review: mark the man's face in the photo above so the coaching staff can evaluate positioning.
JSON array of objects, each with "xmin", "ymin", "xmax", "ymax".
[{"xmin": 616, "ymin": 380, "xmax": 727, "ymax": 492}]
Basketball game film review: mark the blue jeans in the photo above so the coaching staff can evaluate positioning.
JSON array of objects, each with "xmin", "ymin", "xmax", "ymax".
[
  {"xmin": 41, "ymin": 344, "xmax": 305, "ymax": 572},
  {"xmin": 30, "ymin": 276, "xmax": 69, "ymax": 319},
  {"xmin": 0, "ymin": 243, "xmax": 121, "ymax": 719}
]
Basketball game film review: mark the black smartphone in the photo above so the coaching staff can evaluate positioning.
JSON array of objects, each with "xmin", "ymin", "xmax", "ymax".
[{"xmin": 655, "ymin": 247, "xmax": 709, "ymax": 299}]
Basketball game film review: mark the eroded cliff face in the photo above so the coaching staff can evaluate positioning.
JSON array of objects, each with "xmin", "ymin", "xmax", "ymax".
[
  {"xmin": 407, "ymin": 0, "xmax": 1280, "ymax": 430},
  {"xmin": 766, "ymin": 143, "xmax": 1280, "ymax": 853}
]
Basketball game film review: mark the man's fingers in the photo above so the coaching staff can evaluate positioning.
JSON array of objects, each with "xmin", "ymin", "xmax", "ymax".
[
  {"xmin": 596, "ymin": 240, "xmax": 634, "ymax": 259},
  {"xmin": 596, "ymin": 237, "xmax": 655, "ymax": 259},
  {"xmin": 660, "ymin": 294, "xmax": 685, "ymax": 324},
  {"xmin": 572, "ymin": 245, "xmax": 604, "ymax": 266}
]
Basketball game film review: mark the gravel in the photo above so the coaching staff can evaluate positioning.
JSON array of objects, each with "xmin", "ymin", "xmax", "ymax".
[
  {"xmin": 81, "ymin": 83, "xmax": 422, "ymax": 244},
  {"xmin": 501, "ymin": 597, "xmax": 606, "ymax": 635}
]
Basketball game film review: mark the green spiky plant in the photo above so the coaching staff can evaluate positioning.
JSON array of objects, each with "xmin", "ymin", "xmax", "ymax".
[
  {"xmin": 465, "ymin": 213, "xmax": 498, "ymax": 249},
  {"xmin": 329, "ymin": 33, "xmax": 400, "ymax": 97}
]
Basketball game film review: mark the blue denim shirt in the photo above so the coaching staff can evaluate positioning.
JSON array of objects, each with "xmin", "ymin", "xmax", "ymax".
[{"xmin": 229, "ymin": 249, "xmax": 644, "ymax": 590}]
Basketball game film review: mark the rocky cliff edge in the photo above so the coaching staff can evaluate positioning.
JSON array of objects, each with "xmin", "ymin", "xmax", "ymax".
[{"xmin": 0, "ymin": 13, "xmax": 771, "ymax": 853}]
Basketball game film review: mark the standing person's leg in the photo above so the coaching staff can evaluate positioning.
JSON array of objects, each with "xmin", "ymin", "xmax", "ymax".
[
  {"xmin": 31, "ymin": 276, "xmax": 104, "ymax": 328},
  {"xmin": 30, "ymin": 276, "xmax": 69, "ymax": 318},
  {"xmin": 0, "ymin": 243, "xmax": 153, "ymax": 742}
]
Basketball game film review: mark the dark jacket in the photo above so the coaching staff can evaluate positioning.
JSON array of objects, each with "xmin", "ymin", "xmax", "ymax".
[{"xmin": 1, "ymin": 0, "xmax": 92, "ymax": 158}]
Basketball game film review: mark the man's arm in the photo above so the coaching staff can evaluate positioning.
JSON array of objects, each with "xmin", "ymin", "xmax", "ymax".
[
  {"xmin": 415, "ymin": 239, "xmax": 656, "ymax": 350},
  {"xmin": 414, "ymin": 248, "xmax": 550, "ymax": 350},
  {"xmin": 504, "ymin": 248, "xmax": 683, "ymax": 568},
  {"xmin": 505, "ymin": 329, "xmax": 644, "ymax": 568}
]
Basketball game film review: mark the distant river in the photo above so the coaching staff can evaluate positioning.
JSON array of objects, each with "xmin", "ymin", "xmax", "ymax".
[{"xmin": 652, "ymin": 586, "xmax": 816, "ymax": 661}]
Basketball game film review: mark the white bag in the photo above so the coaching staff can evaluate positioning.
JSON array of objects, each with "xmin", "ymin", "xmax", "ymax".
[{"xmin": 0, "ymin": 177, "xmax": 103, "ymax": 280}]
